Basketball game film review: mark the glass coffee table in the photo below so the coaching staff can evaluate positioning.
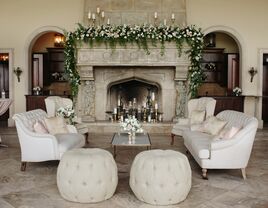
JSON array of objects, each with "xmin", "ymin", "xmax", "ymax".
[{"xmin": 111, "ymin": 132, "xmax": 151, "ymax": 158}]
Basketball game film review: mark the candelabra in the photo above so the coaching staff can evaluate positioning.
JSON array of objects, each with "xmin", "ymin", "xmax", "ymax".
[
  {"xmin": 154, "ymin": 12, "xmax": 176, "ymax": 25},
  {"xmin": 88, "ymin": 7, "xmax": 108, "ymax": 26}
]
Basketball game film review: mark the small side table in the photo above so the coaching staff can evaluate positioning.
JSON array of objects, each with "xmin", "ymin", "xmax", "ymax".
[{"xmin": 0, "ymin": 99, "xmax": 12, "ymax": 147}]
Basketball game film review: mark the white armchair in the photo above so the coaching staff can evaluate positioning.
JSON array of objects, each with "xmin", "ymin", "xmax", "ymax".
[
  {"xmin": 44, "ymin": 96, "xmax": 89, "ymax": 143},
  {"xmin": 182, "ymin": 110, "xmax": 258, "ymax": 179},
  {"xmin": 171, "ymin": 97, "xmax": 216, "ymax": 145},
  {"xmin": 12, "ymin": 109, "xmax": 85, "ymax": 171}
]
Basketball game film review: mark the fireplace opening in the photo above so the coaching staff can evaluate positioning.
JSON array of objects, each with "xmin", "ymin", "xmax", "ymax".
[{"xmin": 107, "ymin": 78, "xmax": 162, "ymax": 122}]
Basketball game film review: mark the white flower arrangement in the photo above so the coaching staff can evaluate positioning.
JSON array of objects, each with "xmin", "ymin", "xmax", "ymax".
[
  {"xmin": 120, "ymin": 116, "xmax": 143, "ymax": 134},
  {"xmin": 64, "ymin": 23, "xmax": 204, "ymax": 98},
  {"xmin": 56, "ymin": 105, "xmax": 75, "ymax": 124},
  {"xmin": 233, "ymin": 87, "xmax": 242, "ymax": 96},
  {"xmin": 33, "ymin": 86, "xmax": 41, "ymax": 91}
]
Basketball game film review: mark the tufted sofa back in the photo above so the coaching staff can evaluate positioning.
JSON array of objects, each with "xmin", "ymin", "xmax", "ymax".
[
  {"xmin": 216, "ymin": 110, "xmax": 258, "ymax": 129},
  {"xmin": 13, "ymin": 109, "xmax": 47, "ymax": 132}
]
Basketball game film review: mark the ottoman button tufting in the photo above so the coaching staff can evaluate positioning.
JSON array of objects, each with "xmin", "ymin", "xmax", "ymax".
[
  {"xmin": 129, "ymin": 149, "xmax": 191, "ymax": 206},
  {"xmin": 57, "ymin": 148, "xmax": 118, "ymax": 203}
]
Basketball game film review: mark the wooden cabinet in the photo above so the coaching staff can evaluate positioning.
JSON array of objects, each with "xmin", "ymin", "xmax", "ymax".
[
  {"xmin": 201, "ymin": 48, "xmax": 225, "ymax": 84},
  {"xmin": 213, "ymin": 96, "xmax": 244, "ymax": 115},
  {"xmin": 47, "ymin": 47, "xmax": 65, "ymax": 83},
  {"xmin": 25, "ymin": 95, "xmax": 69, "ymax": 111}
]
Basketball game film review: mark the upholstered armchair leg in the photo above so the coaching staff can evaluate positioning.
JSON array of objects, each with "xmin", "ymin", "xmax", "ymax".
[
  {"xmin": 170, "ymin": 134, "xmax": 175, "ymax": 145},
  {"xmin": 202, "ymin": 168, "xmax": 208, "ymax": 180},
  {"xmin": 21, "ymin": 162, "xmax": 27, "ymax": 171},
  {"xmin": 241, "ymin": 168, "xmax": 247, "ymax": 179}
]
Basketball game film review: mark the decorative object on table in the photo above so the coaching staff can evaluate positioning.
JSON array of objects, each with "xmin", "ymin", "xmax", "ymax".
[
  {"xmin": 248, "ymin": 67, "xmax": 257, "ymax": 82},
  {"xmin": 13, "ymin": 67, "xmax": 22, "ymax": 82},
  {"xmin": 233, "ymin": 87, "xmax": 242, "ymax": 96},
  {"xmin": 33, "ymin": 86, "xmax": 42, "ymax": 95},
  {"xmin": 205, "ymin": 62, "xmax": 216, "ymax": 70},
  {"xmin": 120, "ymin": 116, "xmax": 143, "ymax": 141},
  {"xmin": 56, "ymin": 105, "xmax": 75, "ymax": 124}
]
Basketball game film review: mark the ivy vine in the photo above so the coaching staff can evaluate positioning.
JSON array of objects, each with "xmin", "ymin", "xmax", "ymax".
[{"xmin": 64, "ymin": 23, "xmax": 205, "ymax": 98}]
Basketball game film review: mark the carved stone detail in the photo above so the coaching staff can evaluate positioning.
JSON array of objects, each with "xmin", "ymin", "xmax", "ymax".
[
  {"xmin": 82, "ymin": 80, "xmax": 96, "ymax": 122},
  {"xmin": 175, "ymin": 80, "xmax": 187, "ymax": 119},
  {"xmin": 78, "ymin": 66, "xmax": 94, "ymax": 80}
]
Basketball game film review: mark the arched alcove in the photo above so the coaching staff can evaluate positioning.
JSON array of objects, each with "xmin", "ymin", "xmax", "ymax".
[
  {"xmin": 24, "ymin": 26, "xmax": 64, "ymax": 94},
  {"xmin": 197, "ymin": 26, "xmax": 243, "ymax": 98}
]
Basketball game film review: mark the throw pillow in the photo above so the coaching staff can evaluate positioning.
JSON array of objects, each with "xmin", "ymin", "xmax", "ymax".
[
  {"xmin": 44, "ymin": 117, "xmax": 69, "ymax": 135},
  {"xmin": 203, "ymin": 116, "xmax": 227, "ymax": 135},
  {"xmin": 190, "ymin": 123, "xmax": 205, "ymax": 132},
  {"xmin": 190, "ymin": 110, "xmax": 206, "ymax": 125},
  {"xmin": 219, "ymin": 126, "xmax": 241, "ymax": 139},
  {"xmin": 33, "ymin": 121, "xmax": 49, "ymax": 134}
]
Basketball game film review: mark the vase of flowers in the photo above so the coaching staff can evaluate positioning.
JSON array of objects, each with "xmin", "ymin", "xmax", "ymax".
[
  {"xmin": 120, "ymin": 116, "xmax": 143, "ymax": 141},
  {"xmin": 33, "ymin": 86, "xmax": 41, "ymax": 95},
  {"xmin": 56, "ymin": 105, "xmax": 75, "ymax": 124},
  {"xmin": 233, "ymin": 87, "xmax": 242, "ymax": 96}
]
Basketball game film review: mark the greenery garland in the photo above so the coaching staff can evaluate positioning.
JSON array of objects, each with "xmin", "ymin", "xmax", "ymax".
[{"xmin": 64, "ymin": 23, "xmax": 205, "ymax": 98}]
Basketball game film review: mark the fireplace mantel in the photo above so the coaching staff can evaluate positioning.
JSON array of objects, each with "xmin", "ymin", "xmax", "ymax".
[{"xmin": 76, "ymin": 43, "xmax": 190, "ymax": 122}]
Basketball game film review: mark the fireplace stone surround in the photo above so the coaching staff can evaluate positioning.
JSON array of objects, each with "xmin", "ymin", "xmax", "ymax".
[{"xmin": 75, "ymin": 43, "xmax": 190, "ymax": 122}]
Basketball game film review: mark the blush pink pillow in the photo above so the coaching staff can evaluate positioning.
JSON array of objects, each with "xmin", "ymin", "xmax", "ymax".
[
  {"xmin": 219, "ymin": 126, "xmax": 240, "ymax": 139},
  {"xmin": 33, "ymin": 121, "xmax": 49, "ymax": 134}
]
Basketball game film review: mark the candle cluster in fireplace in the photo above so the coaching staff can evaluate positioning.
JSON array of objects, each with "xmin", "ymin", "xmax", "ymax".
[{"xmin": 111, "ymin": 89, "xmax": 162, "ymax": 123}]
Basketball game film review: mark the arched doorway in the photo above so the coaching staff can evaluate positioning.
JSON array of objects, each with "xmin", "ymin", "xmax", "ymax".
[{"xmin": 0, "ymin": 49, "xmax": 14, "ymax": 127}]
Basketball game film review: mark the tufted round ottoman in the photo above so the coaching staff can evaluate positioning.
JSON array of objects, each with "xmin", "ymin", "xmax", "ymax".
[
  {"xmin": 129, "ymin": 149, "xmax": 191, "ymax": 205},
  {"xmin": 57, "ymin": 148, "xmax": 118, "ymax": 203}
]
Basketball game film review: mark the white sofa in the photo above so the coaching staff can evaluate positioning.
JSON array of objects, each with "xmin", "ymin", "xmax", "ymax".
[
  {"xmin": 182, "ymin": 110, "xmax": 258, "ymax": 179},
  {"xmin": 13, "ymin": 109, "xmax": 85, "ymax": 171},
  {"xmin": 171, "ymin": 97, "xmax": 216, "ymax": 145}
]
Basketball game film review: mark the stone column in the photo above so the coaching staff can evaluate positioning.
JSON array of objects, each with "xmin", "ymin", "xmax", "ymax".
[
  {"xmin": 175, "ymin": 80, "xmax": 187, "ymax": 119},
  {"xmin": 81, "ymin": 80, "xmax": 96, "ymax": 122},
  {"xmin": 77, "ymin": 66, "xmax": 96, "ymax": 122},
  {"xmin": 174, "ymin": 65, "xmax": 189, "ymax": 121}
]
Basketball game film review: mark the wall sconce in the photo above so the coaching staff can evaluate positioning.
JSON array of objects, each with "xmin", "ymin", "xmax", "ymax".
[
  {"xmin": 0, "ymin": 54, "xmax": 9, "ymax": 61},
  {"xmin": 54, "ymin": 33, "xmax": 65, "ymax": 47},
  {"xmin": 205, "ymin": 33, "xmax": 216, "ymax": 47},
  {"xmin": 14, "ymin": 67, "xmax": 22, "ymax": 82},
  {"xmin": 248, "ymin": 67, "xmax": 257, "ymax": 82}
]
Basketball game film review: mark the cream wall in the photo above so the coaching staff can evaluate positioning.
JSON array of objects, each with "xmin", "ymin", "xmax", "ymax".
[
  {"xmin": 0, "ymin": 0, "xmax": 267, "ymax": 125},
  {"xmin": 0, "ymin": 0, "xmax": 84, "ymax": 117},
  {"xmin": 187, "ymin": 0, "xmax": 268, "ymax": 126}
]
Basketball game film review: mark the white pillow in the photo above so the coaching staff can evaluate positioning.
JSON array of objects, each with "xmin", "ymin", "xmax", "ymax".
[
  {"xmin": 44, "ymin": 117, "xmax": 69, "ymax": 135},
  {"xmin": 219, "ymin": 126, "xmax": 241, "ymax": 139},
  {"xmin": 190, "ymin": 123, "xmax": 205, "ymax": 132},
  {"xmin": 203, "ymin": 116, "xmax": 227, "ymax": 135},
  {"xmin": 190, "ymin": 110, "xmax": 206, "ymax": 125},
  {"xmin": 33, "ymin": 121, "xmax": 48, "ymax": 134}
]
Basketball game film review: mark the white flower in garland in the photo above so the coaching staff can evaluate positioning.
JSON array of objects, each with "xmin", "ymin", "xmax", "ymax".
[{"xmin": 64, "ymin": 23, "xmax": 204, "ymax": 98}]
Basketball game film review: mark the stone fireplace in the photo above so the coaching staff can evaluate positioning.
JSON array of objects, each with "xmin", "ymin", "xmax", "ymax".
[
  {"xmin": 75, "ymin": 44, "xmax": 190, "ymax": 122},
  {"xmin": 76, "ymin": 0, "xmax": 189, "ymax": 123}
]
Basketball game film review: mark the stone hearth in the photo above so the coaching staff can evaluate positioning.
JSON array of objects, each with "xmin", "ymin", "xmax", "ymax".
[{"xmin": 76, "ymin": 43, "xmax": 190, "ymax": 122}]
